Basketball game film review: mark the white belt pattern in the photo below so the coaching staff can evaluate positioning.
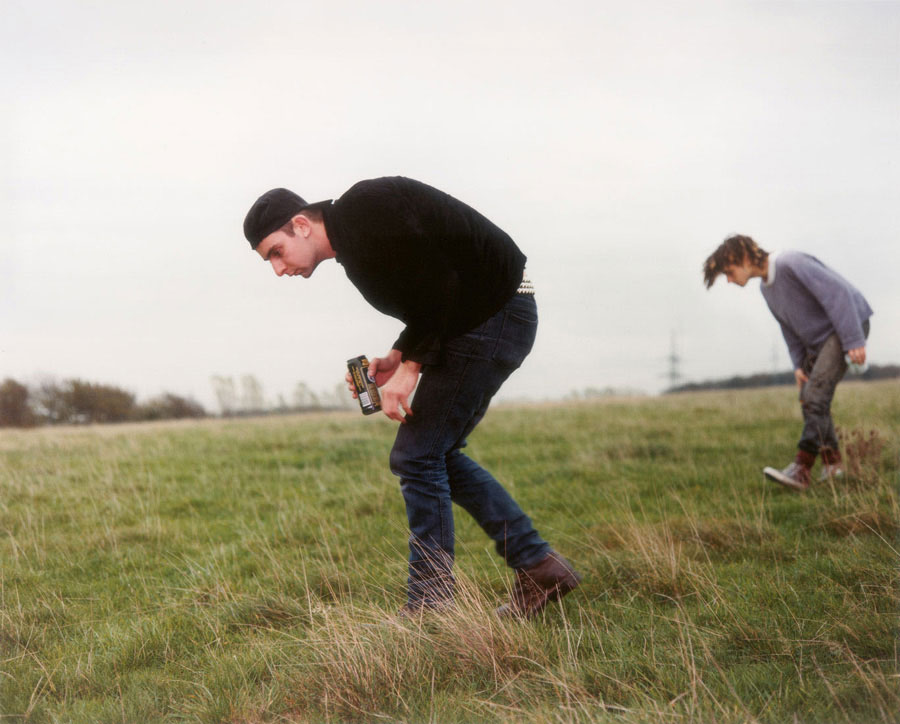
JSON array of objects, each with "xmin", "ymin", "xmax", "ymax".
[{"xmin": 517, "ymin": 269, "xmax": 534, "ymax": 295}]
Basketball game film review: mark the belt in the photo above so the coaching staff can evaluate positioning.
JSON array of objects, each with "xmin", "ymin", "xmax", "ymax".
[{"xmin": 517, "ymin": 269, "xmax": 534, "ymax": 295}]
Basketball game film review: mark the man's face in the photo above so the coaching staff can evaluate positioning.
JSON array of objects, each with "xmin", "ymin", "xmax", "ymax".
[
  {"xmin": 255, "ymin": 227, "xmax": 319, "ymax": 278},
  {"xmin": 722, "ymin": 259, "xmax": 753, "ymax": 287}
]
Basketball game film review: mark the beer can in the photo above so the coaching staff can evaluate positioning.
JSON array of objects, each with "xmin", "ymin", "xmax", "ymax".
[{"xmin": 347, "ymin": 355, "xmax": 382, "ymax": 415}]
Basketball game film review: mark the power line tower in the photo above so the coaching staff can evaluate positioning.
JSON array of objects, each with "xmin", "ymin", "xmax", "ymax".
[{"xmin": 667, "ymin": 331, "xmax": 683, "ymax": 389}]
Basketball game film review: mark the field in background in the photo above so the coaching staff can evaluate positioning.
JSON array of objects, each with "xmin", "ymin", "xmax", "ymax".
[{"xmin": 1, "ymin": 381, "xmax": 897, "ymax": 723}]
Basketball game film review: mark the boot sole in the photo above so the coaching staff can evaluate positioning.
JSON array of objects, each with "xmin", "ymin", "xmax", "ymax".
[{"xmin": 546, "ymin": 570, "xmax": 582, "ymax": 603}]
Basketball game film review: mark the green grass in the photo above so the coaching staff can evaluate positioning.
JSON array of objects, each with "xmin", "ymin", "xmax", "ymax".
[{"xmin": 1, "ymin": 380, "xmax": 897, "ymax": 723}]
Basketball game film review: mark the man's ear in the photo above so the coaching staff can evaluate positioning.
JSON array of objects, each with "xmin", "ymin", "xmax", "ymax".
[{"xmin": 291, "ymin": 214, "xmax": 313, "ymax": 237}]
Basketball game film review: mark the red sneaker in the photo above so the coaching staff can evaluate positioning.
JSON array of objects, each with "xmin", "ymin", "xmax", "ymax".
[{"xmin": 763, "ymin": 462, "xmax": 811, "ymax": 491}]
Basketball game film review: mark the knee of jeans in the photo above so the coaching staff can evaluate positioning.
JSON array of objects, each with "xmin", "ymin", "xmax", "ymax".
[
  {"xmin": 801, "ymin": 377, "xmax": 832, "ymax": 405},
  {"xmin": 800, "ymin": 393, "xmax": 829, "ymax": 416},
  {"xmin": 390, "ymin": 442, "xmax": 443, "ymax": 480}
]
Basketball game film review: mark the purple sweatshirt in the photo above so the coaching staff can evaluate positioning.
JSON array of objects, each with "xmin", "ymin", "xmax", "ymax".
[{"xmin": 760, "ymin": 250, "xmax": 873, "ymax": 369}]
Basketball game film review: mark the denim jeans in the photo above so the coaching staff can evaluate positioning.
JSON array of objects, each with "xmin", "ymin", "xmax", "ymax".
[
  {"xmin": 389, "ymin": 293, "xmax": 551, "ymax": 606},
  {"xmin": 798, "ymin": 320, "xmax": 870, "ymax": 455}
]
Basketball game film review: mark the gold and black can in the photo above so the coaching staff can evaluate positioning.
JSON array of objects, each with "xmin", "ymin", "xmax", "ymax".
[{"xmin": 347, "ymin": 355, "xmax": 382, "ymax": 415}]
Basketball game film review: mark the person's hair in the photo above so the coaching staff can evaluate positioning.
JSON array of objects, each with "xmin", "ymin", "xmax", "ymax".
[
  {"xmin": 703, "ymin": 234, "xmax": 769, "ymax": 288},
  {"xmin": 279, "ymin": 206, "xmax": 325, "ymax": 236}
]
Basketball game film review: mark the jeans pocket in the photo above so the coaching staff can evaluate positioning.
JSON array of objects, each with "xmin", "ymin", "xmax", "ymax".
[{"xmin": 491, "ymin": 300, "xmax": 537, "ymax": 370}]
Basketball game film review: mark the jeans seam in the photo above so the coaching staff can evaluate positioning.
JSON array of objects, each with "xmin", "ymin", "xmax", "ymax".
[{"xmin": 418, "ymin": 352, "xmax": 476, "ymax": 552}]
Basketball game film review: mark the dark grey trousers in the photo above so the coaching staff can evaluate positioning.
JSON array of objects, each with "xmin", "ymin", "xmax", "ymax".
[{"xmin": 798, "ymin": 320, "xmax": 870, "ymax": 455}]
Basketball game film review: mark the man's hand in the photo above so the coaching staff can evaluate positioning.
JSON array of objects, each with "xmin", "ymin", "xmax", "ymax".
[
  {"xmin": 345, "ymin": 349, "xmax": 403, "ymax": 399},
  {"xmin": 380, "ymin": 359, "xmax": 421, "ymax": 423},
  {"xmin": 794, "ymin": 368, "xmax": 808, "ymax": 389},
  {"xmin": 846, "ymin": 346, "xmax": 866, "ymax": 365},
  {"xmin": 369, "ymin": 349, "xmax": 403, "ymax": 387}
]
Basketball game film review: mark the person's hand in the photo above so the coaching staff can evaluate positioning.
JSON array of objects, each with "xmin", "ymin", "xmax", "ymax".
[
  {"xmin": 794, "ymin": 368, "xmax": 808, "ymax": 389},
  {"xmin": 345, "ymin": 349, "xmax": 403, "ymax": 399},
  {"xmin": 846, "ymin": 346, "xmax": 866, "ymax": 365},
  {"xmin": 380, "ymin": 360, "xmax": 421, "ymax": 423},
  {"xmin": 369, "ymin": 350, "xmax": 403, "ymax": 387}
]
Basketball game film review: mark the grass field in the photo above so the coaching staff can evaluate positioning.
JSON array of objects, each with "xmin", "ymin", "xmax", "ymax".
[{"xmin": 1, "ymin": 380, "xmax": 897, "ymax": 723}]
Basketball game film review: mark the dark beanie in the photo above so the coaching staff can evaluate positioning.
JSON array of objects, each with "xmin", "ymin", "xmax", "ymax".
[{"xmin": 243, "ymin": 188, "xmax": 310, "ymax": 249}]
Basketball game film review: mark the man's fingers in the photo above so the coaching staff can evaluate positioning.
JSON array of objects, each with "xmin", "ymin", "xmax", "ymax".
[{"xmin": 380, "ymin": 392, "xmax": 411, "ymax": 423}]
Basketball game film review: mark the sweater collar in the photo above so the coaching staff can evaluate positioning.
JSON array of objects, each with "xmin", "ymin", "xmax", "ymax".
[{"xmin": 763, "ymin": 251, "xmax": 779, "ymax": 287}]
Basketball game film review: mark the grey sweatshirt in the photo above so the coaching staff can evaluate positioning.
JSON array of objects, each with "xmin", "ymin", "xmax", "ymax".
[{"xmin": 760, "ymin": 250, "xmax": 873, "ymax": 369}]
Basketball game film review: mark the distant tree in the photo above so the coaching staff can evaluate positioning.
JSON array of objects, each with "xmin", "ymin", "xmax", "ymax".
[
  {"xmin": 31, "ymin": 379, "xmax": 135, "ymax": 424},
  {"xmin": 241, "ymin": 374, "xmax": 265, "ymax": 412},
  {"xmin": 0, "ymin": 378, "xmax": 35, "ymax": 427},
  {"xmin": 137, "ymin": 393, "xmax": 206, "ymax": 420},
  {"xmin": 293, "ymin": 382, "xmax": 321, "ymax": 409},
  {"xmin": 333, "ymin": 381, "xmax": 355, "ymax": 409},
  {"xmin": 65, "ymin": 380, "xmax": 136, "ymax": 423},
  {"xmin": 34, "ymin": 379, "xmax": 68, "ymax": 423},
  {"xmin": 211, "ymin": 375, "xmax": 238, "ymax": 416}
]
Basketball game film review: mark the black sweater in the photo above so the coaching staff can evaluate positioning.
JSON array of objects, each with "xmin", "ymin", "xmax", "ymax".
[{"xmin": 322, "ymin": 177, "xmax": 527, "ymax": 365}]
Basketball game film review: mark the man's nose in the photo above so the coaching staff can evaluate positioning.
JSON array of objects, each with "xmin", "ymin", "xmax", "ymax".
[{"xmin": 272, "ymin": 259, "xmax": 286, "ymax": 276}]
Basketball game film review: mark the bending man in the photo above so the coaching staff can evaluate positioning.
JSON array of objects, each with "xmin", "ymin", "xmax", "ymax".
[
  {"xmin": 703, "ymin": 235, "xmax": 873, "ymax": 491},
  {"xmin": 243, "ymin": 176, "xmax": 581, "ymax": 616}
]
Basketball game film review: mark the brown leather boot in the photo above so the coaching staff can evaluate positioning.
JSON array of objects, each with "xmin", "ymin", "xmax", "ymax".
[{"xmin": 496, "ymin": 552, "xmax": 582, "ymax": 619}]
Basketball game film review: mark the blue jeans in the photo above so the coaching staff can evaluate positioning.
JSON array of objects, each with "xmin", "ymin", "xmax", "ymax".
[
  {"xmin": 798, "ymin": 320, "xmax": 870, "ymax": 455},
  {"xmin": 389, "ymin": 294, "xmax": 551, "ymax": 606}
]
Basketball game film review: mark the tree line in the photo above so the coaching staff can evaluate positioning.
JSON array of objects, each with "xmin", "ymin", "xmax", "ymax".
[
  {"xmin": 0, "ymin": 378, "xmax": 206, "ymax": 428},
  {"xmin": 0, "ymin": 374, "xmax": 358, "ymax": 428},
  {"xmin": 209, "ymin": 374, "xmax": 355, "ymax": 416},
  {"xmin": 666, "ymin": 363, "xmax": 900, "ymax": 394}
]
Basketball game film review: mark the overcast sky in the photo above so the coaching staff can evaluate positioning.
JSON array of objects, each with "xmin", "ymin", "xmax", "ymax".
[{"xmin": 3, "ymin": 0, "xmax": 898, "ymax": 412}]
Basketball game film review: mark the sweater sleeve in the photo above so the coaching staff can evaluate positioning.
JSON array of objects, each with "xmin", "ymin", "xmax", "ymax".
[{"xmin": 790, "ymin": 256, "xmax": 868, "ymax": 352}]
